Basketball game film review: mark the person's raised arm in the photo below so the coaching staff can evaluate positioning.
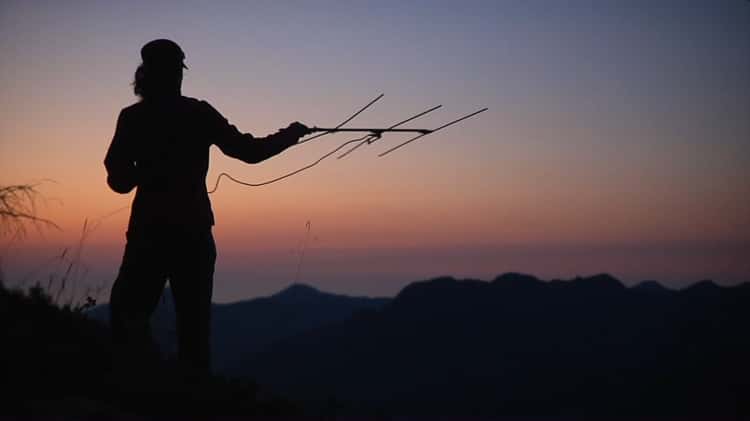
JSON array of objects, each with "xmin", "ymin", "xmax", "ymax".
[
  {"xmin": 104, "ymin": 109, "xmax": 138, "ymax": 194},
  {"xmin": 201, "ymin": 101, "xmax": 309, "ymax": 164}
]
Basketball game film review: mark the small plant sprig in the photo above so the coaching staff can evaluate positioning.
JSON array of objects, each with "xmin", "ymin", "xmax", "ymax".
[{"xmin": 0, "ymin": 182, "xmax": 60, "ymax": 239}]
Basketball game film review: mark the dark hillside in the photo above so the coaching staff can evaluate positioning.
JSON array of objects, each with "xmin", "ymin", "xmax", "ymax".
[{"xmin": 0, "ymin": 284, "xmax": 296, "ymax": 415}]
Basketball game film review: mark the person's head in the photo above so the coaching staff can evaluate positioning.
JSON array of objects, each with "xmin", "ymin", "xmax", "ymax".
[{"xmin": 133, "ymin": 39, "xmax": 187, "ymax": 100}]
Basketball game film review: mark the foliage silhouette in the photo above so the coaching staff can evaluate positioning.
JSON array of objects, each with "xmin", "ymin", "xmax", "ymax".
[
  {"xmin": 0, "ymin": 183, "xmax": 59, "ymax": 240},
  {"xmin": 0, "ymin": 282, "xmax": 299, "ymax": 415}
]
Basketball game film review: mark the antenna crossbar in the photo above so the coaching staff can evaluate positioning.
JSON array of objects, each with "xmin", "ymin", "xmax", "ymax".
[{"xmin": 310, "ymin": 127, "xmax": 432, "ymax": 134}]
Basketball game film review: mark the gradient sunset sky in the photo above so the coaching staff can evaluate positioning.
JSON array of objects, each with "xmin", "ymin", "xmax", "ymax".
[{"xmin": 1, "ymin": 0, "xmax": 748, "ymax": 302}]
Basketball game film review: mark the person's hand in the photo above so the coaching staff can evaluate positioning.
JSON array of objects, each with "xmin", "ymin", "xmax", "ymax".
[{"xmin": 286, "ymin": 121, "xmax": 311, "ymax": 139}]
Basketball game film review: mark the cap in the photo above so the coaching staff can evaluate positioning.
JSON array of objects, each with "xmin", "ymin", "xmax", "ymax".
[{"xmin": 141, "ymin": 39, "xmax": 188, "ymax": 69}]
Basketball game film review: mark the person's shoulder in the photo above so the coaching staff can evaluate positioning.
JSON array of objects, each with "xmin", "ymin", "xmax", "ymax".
[
  {"xmin": 180, "ymin": 95, "xmax": 223, "ymax": 119},
  {"xmin": 115, "ymin": 101, "xmax": 143, "ymax": 122},
  {"xmin": 180, "ymin": 95, "xmax": 212, "ymax": 109},
  {"xmin": 125, "ymin": 97, "xmax": 153, "ymax": 110}
]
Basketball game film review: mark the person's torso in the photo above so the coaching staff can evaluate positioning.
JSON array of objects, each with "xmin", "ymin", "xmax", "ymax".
[{"xmin": 124, "ymin": 96, "xmax": 216, "ymax": 231}]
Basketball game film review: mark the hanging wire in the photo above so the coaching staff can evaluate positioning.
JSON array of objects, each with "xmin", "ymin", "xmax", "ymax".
[{"xmin": 207, "ymin": 134, "xmax": 374, "ymax": 193}]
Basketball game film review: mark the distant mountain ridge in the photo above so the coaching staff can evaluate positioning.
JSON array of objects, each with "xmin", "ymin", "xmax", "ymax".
[
  {"xmin": 240, "ymin": 273, "xmax": 750, "ymax": 415},
  {"xmin": 87, "ymin": 274, "xmax": 750, "ymax": 415},
  {"xmin": 211, "ymin": 283, "xmax": 389, "ymax": 373}
]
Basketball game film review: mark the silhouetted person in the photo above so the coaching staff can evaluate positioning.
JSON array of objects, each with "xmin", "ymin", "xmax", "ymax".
[{"xmin": 105, "ymin": 39, "xmax": 309, "ymax": 378}]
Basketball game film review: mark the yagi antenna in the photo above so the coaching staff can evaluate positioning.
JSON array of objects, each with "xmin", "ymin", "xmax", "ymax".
[
  {"xmin": 209, "ymin": 94, "xmax": 487, "ymax": 193},
  {"xmin": 300, "ymin": 97, "xmax": 487, "ymax": 158}
]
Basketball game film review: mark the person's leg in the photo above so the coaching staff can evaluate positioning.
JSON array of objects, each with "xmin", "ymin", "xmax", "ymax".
[
  {"xmin": 110, "ymin": 230, "xmax": 168, "ymax": 372},
  {"xmin": 168, "ymin": 229, "xmax": 216, "ymax": 377}
]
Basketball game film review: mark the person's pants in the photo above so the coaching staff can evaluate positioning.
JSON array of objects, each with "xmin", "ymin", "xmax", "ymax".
[{"xmin": 110, "ymin": 227, "xmax": 216, "ymax": 376}]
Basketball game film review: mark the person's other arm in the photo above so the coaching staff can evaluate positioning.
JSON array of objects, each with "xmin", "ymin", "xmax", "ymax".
[
  {"xmin": 202, "ymin": 101, "xmax": 309, "ymax": 164},
  {"xmin": 104, "ymin": 109, "xmax": 138, "ymax": 193}
]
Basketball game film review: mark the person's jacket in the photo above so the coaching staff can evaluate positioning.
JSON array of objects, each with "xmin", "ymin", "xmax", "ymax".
[{"xmin": 104, "ymin": 95, "xmax": 298, "ymax": 232}]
